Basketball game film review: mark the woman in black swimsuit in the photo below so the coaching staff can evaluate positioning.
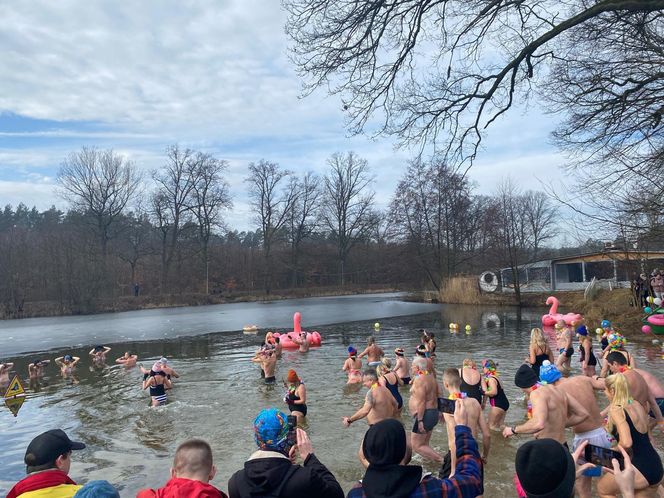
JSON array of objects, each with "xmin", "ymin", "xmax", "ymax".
[
  {"xmin": 285, "ymin": 369, "xmax": 307, "ymax": 424},
  {"xmin": 459, "ymin": 359, "xmax": 483, "ymax": 404},
  {"xmin": 481, "ymin": 359, "xmax": 509, "ymax": 431},
  {"xmin": 526, "ymin": 327, "xmax": 553, "ymax": 378},
  {"xmin": 577, "ymin": 326, "xmax": 597, "ymax": 377},
  {"xmin": 599, "ymin": 373, "xmax": 663, "ymax": 495}
]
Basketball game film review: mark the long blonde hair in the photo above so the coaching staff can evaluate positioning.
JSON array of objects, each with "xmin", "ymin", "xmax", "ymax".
[
  {"xmin": 377, "ymin": 357, "xmax": 392, "ymax": 377},
  {"xmin": 605, "ymin": 373, "xmax": 632, "ymax": 434},
  {"xmin": 530, "ymin": 328, "xmax": 548, "ymax": 351}
]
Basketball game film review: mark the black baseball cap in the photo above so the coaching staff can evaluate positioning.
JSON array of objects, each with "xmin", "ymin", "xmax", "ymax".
[{"xmin": 25, "ymin": 429, "xmax": 85, "ymax": 466}]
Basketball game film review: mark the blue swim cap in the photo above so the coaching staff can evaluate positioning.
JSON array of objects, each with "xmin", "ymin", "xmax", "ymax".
[
  {"xmin": 576, "ymin": 325, "xmax": 588, "ymax": 336},
  {"xmin": 601, "ymin": 320, "xmax": 611, "ymax": 328},
  {"xmin": 539, "ymin": 360, "xmax": 561, "ymax": 384},
  {"xmin": 253, "ymin": 408, "xmax": 289, "ymax": 452}
]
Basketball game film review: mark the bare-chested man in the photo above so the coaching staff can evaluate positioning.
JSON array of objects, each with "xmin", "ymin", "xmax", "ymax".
[
  {"xmin": 358, "ymin": 336, "xmax": 384, "ymax": 366},
  {"xmin": 342, "ymin": 369, "xmax": 397, "ymax": 427},
  {"xmin": 274, "ymin": 337, "xmax": 283, "ymax": 359},
  {"xmin": 539, "ymin": 361, "xmax": 609, "ymax": 498},
  {"xmin": 555, "ymin": 321, "xmax": 574, "ymax": 372},
  {"xmin": 414, "ymin": 345, "xmax": 435, "ymax": 374},
  {"xmin": 605, "ymin": 351, "xmax": 663, "ymax": 424},
  {"xmin": 633, "ymin": 367, "xmax": 664, "ymax": 419},
  {"xmin": 343, "ymin": 346, "xmax": 363, "ymax": 384},
  {"xmin": 393, "ymin": 348, "xmax": 411, "ymax": 385},
  {"xmin": 252, "ymin": 348, "xmax": 277, "ymax": 384},
  {"xmin": 503, "ymin": 364, "xmax": 588, "ymax": 444},
  {"xmin": 0, "ymin": 361, "xmax": 15, "ymax": 386},
  {"xmin": 441, "ymin": 368, "xmax": 490, "ymax": 484},
  {"xmin": 292, "ymin": 331, "xmax": 310, "ymax": 353},
  {"xmin": 28, "ymin": 360, "xmax": 50, "ymax": 379},
  {"xmin": 409, "ymin": 357, "xmax": 443, "ymax": 463},
  {"xmin": 115, "ymin": 352, "xmax": 138, "ymax": 368}
]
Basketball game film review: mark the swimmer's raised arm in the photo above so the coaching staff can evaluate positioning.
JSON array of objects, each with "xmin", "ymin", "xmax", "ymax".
[{"xmin": 54, "ymin": 356, "xmax": 64, "ymax": 366}]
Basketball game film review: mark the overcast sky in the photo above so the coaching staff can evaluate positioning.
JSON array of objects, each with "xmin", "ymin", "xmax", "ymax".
[{"xmin": 0, "ymin": 0, "xmax": 571, "ymax": 232}]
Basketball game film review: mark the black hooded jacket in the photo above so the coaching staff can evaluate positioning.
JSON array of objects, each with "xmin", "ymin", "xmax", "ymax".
[{"xmin": 227, "ymin": 451, "xmax": 343, "ymax": 498}]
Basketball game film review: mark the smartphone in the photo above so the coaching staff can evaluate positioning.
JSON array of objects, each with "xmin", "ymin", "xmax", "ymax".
[
  {"xmin": 584, "ymin": 444, "xmax": 624, "ymax": 470},
  {"xmin": 287, "ymin": 415, "xmax": 297, "ymax": 446},
  {"xmin": 437, "ymin": 397, "xmax": 456, "ymax": 414}
]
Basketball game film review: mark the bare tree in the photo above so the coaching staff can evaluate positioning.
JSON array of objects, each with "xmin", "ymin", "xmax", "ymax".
[
  {"xmin": 57, "ymin": 147, "xmax": 141, "ymax": 259},
  {"xmin": 284, "ymin": 0, "xmax": 664, "ymax": 166},
  {"xmin": 285, "ymin": 172, "xmax": 321, "ymax": 287},
  {"xmin": 321, "ymin": 151, "xmax": 376, "ymax": 285},
  {"xmin": 188, "ymin": 153, "xmax": 232, "ymax": 294},
  {"xmin": 116, "ymin": 210, "xmax": 156, "ymax": 293},
  {"xmin": 245, "ymin": 160, "xmax": 297, "ymax": 294},
  {"xmin": 522, "ymin": 191, "xmax": 558, "ymax": 261},
  {"xmin": 151, "ymin": 145, "xmax": 198, "ymax": 292}
]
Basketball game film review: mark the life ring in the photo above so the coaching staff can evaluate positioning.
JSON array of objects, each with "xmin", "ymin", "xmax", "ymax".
[
  {"xmin": 479, "ymin": 271, "xmax": 499, "ymax": 293},
  {"xmin": 273, "ymin": 331, "xmax": 322, "ymax": 349},
  {"xmin": 481, "ymin": 312, "xmax": 501, "ymax": 328},
  {"xmin": 242, "ymin": 325, "xmax": 258, "ymax": 333}
]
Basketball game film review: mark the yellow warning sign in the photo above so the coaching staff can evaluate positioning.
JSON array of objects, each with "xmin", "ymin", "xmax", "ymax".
[
  {"xmin": 4, "ymin": 375, "xmax": 25, "ymax": 398},
  {"xmin": 5, "ymin": 396, "xmax": 25, "ymax": 417}
]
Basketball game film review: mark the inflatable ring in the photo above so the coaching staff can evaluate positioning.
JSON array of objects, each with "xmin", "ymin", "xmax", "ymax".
[{"xmin": 479, "ymin": 271, "xmax": 499, "ymax": 293}]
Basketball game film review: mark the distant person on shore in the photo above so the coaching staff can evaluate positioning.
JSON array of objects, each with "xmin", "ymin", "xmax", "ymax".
[
  {"xmin": 358, "ymin": 336, "xmax": 384, "ymax": 366},
  {"xmin": 89, "ymin": 345, "xmax": 111, "ymax": 367},
  {"xmin": 651, "ymin": 269, "xmax": 664, "ymax": 299},
  {"xmin": 228, "ymin": 408, "xmax": 344, "ymax": 498},
  {"xmin": 55, "ymin": 355, "xmax": 80, "ymax": 379},
  {"xmin": 6, "ymin": 429, "xmax": 86, "ymax": 498},
  {"xmin": 409, "ymin": 357, "xmax": 443, "ymax": 464},
  {"xmin": 0, "ymin": 361, "xmax": 15, "ymax": 385},
  {"xmin": 342, "ymin": 369, "xmax": 397, "ymax": 428},
  {"xmin": 253, "ymin": 348, "xmax": 277, "ymax": 383},
  {"xmin": 526, "ymin": 327, "xmax": 554, "ymax": 378},
  {"xmin": 481, "ymin": 360, "xmax": 509, "ymax": 431},
  {"xmin": 343, "ymin": 347, "xmax": 363, "ymax": 384},
  {"xmin": 293, "ymin": 331, "xmax": 310, "ymax": 353},
  {"xmin": 285, "ymin": 369, "xmax": 307, "ymax": 424},
  {"xmin": 137, "ymin": 439, "xmax": 227, "ymax": 498},
  {"xmin": 115, "ymin": 352, "xmax": 137, "ymax": 368},
  {"xmin": 393, "ymin": 347, "xmax": 411, "ymax": 385}
]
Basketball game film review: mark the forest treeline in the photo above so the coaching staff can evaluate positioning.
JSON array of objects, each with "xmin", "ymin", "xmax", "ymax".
[{"xmin": 0, "ymin": 145, "xmax": 595, "ymax": 317}]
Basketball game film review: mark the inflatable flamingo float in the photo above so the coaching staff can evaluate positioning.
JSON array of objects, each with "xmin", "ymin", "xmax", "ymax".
[
  {"xmin": 273, "ymin": 312, "xmax": 322, "ymax": 349},
  {"xmin": 541, "ymin": 296, "xmax": 583, "ymax": 327}
]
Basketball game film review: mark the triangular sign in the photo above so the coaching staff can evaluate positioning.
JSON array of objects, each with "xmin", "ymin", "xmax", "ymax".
[
  {"xmin": 4, "ymin": 375, "xmax": 25, "ymax": 398},
  {"xmin": 5, "ymin": 396, "xmax": 25, "ymax": 417}
]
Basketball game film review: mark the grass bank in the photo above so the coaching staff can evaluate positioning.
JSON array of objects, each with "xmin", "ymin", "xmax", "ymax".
[{"xmin": 1, "ymin": 285, "xmax": 402, "ymax": 320}]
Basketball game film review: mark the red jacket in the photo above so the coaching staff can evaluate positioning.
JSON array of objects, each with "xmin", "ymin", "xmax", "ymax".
[{"xmin": 136, "ymin": 478, "xmax": 228, "ymax": 498}]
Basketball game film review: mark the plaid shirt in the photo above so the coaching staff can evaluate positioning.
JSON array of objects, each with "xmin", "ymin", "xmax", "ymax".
[{"xmin": 347, "ymin": 425, "xmax": 483, "ymax": 498}]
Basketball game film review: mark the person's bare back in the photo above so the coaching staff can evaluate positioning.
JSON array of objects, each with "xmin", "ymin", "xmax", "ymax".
[
  {"xmin": 556, "ymin": 376, "xmax": 604, "ymax": 433},
  {"xmin": 366, "ymin": 385, "xmax": 397, "ymax": 424},
  {"xmin": 394, "ymin": 354, "xmax": 409, "ymax": 380},
  {"xmin": 634, "ymin": 368, "xmax": 664, "ymax": 398}
]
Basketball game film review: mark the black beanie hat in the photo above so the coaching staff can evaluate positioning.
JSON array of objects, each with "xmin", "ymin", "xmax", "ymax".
[
  {"xmin": 362, "ymin": 418, "xmax": 407, "ymax": 467},
  {"xmin": 514, "ymin": 364, "xmax": 538, "ymax": 388},
  {"xmin": 515, "ymin": 439, "xmax": 575, "ymax": 497}
]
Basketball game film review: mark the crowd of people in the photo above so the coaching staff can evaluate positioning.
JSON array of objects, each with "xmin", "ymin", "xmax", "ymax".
[{"xmin": 5, "ymin": 321, "xmax": 664, "ymax": 497}]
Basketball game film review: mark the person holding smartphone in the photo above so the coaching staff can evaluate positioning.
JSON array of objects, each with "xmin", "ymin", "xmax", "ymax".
[{"xmin": 598, "ymin": 373, "xmax": 663, "ymax": 496}]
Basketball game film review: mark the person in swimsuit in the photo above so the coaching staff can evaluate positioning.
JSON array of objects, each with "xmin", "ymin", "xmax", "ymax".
[
  {"xmin": 143, "ymin": 369, "xmax": 172, "ymax": 407},
  {"xmin": 599, "ymin": 333, "xmax": 635, "ymax": 377},
  {"xmin": 481, "ymin": 360, "xmax": 509, "ymax": 431},
  {"xmin": 526, "ymin": 327, "xmax": 553, "ymax": 378},
  {"xmin": 89, "ymin": 345, "xmax": 111, "ymax": 367},
  {"xmin": 293, "ymin": 331, "xmax": 310, "ymax": 353},
  {"xmin": 376, "ymin": 359, "xmax": 403, "ymax": 412},
  {"xmin": 285, "ymin": 369, "xmax": 307, "ymax": 424},
  {"xmin": 253, "ymin": 348, "xmax": 277, "ymax": 383},
  {"xmin": 393, "ymin": 348, "xmax": 410, "ymax": 385},
  {"xmin": 414, "ymin": 344, "xmax": 435, "ymax": 374},
  {"xmin": 409, "ymin": 357, "xmax": 442, "ymax": 464},
  {"xmin": 343, "ymin": 346, "xmax": 363, "ymax": 384},
  {"xmin": 599, "ymin": 319, "xmax": 613, "ymax": 352},
  {"xmin": 358, "ymin": 336, "xmax": 384, "ymax": 366},
  {"xmin": 274, "ymin": 337, "xmax": 282, "ymax": 359},
  {"xmin": 599, "ymin": 373, "xmax": 664, "ymax": 496},
  {"xmin": 459, "ymin": 358, "xmax": 483, "ymax": 404},
  {"xmin": 424, "ymin": 332, "xmax": 437, "ymax": 359},
  {"xmin": 28, "ymin": 360, "xmax": 50, "ymax": 379},
  {"xmin": 115, "ymin": 352, "xmax": 138, "ymax": 368},
  {"xmin": 0, "ymin": 361, "xmax": 15, "ymax": 386},
  {"xmin": 342, "ymin": 369, "xmax": 397, "ymax": 427},
  {"xmin": 554, "ymin": 321, "xmax": 574, "ymax": 372},
  {"xmin": 55, "ymin": 355, "xmax": 80, "ymax": 379},
  {"xmin": 577, "ymin": 326, "xmax": 597, "ymax": 377}
]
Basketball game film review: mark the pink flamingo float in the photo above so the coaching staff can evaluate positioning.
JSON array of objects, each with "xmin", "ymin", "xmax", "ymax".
[
  {"xmin": 541, "ymin": 296, "xmax": 583, "ymax": 327},
  {"xmin": 273, "ymin": 312, "xmax": 322, "ymax": 349}
]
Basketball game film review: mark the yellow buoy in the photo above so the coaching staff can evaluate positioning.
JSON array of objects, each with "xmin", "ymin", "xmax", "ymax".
[
  {"xmin": 595, "ymin": 328, "xmax": 603, "ymax": 334},
  {"xmin": 465, "ymin": 324, "xmax": 471, "ymax": 332},
  {"xmin": 374, "ymin": 322, "xmax": 380, "ymax": 329}
]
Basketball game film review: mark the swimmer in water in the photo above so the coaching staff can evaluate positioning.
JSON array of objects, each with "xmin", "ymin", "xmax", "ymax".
[
  {"xmin": 143, "ymin": 368, "xmax": 172, "ymax": 407},
  {"xmin": 358, "ymin": 336, "xmax": 384, "ymax": 366},
  {"xmin": 414, "ymin": 344, "xmax": 435, "ymax": 374},
  {"xmin": 292, "ymin": 331, "xmax": 310, "ymax": 353},
  {"xmin": 89, "ymin": 345, "xmax": 112, "ymax": 367},
  {"xmin": 274, "ymin": 337, "xmax": 282, "ymax": 359},
  {"xmin": 284, "ymin": 369, "xmax": 307, "ymax": 424},
  {"xmin": 555, "ymin": 320, "xmax": 574, "ymax": 372},
  {"xmin": 0, "ymin": 361, "xmax": 15, "ymax": 386},
  {"xmin": 55, "ymin": 355, "xmax": 80, "ymax": 377},
  {"xmin": 481, "ymin": 360, "xmax": 509, "ymax": 431},
  {"xmin": 28, "ymin": 359, "xmax": 50, "ymax": 379},
  {"xmin": 115, "ymin": 352, "xmax": 138, "ymax": 368},
  {"xmin": 377, "ymin": 358, "xmax": 403, "ymax": 413},
  {"xmin": 253, "ymin": 348, "xmax": 277, "ymax": 383},
  {"xmin": 393, "ymin": 348, "xmax": 410, "ymax": 385},
  {"xmin": 343, "ymin": 346, "xmax": 363, "ymax": 384},
  {"xmin": 157, "ymin": 357, "xmax": 180, "ymax": 379}
]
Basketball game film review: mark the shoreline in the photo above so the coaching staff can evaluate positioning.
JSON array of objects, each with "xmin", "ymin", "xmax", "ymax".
[{"xmin": 1, "ymin": 286, "xmax": 404, "ymax": 321}]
